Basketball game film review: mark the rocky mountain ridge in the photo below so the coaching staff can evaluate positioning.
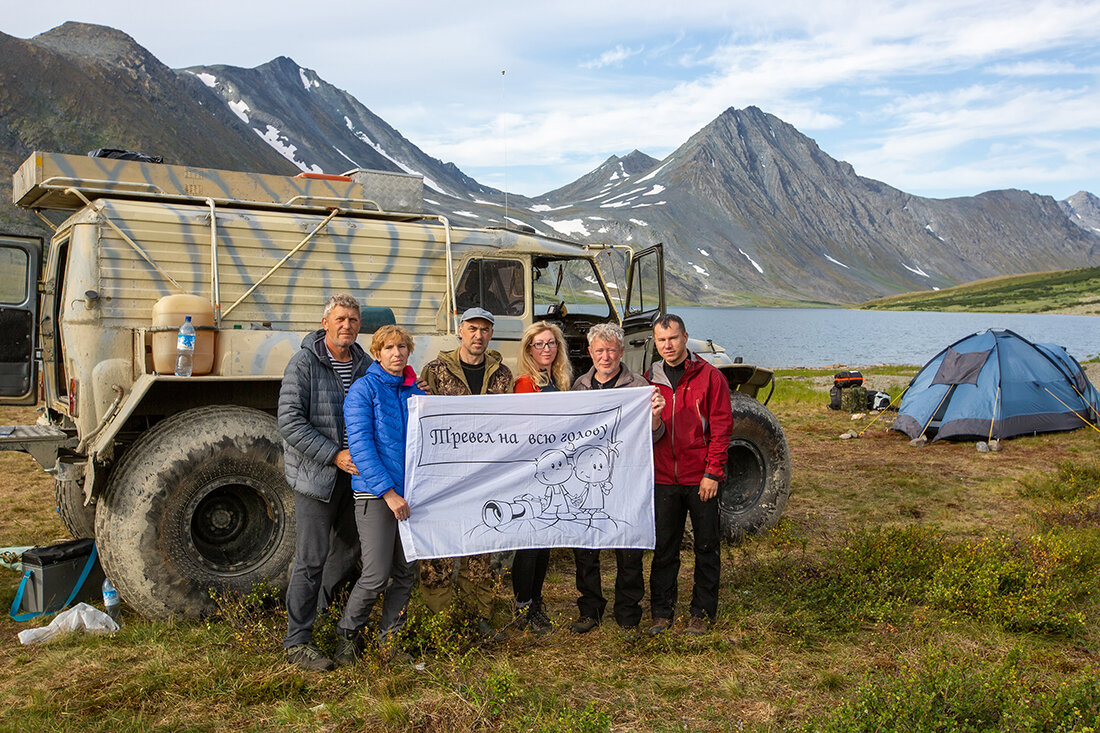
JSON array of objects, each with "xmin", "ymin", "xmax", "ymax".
[{"xmin": 2, "ymin": 22, "xmax": 1098, "ymax": 305}]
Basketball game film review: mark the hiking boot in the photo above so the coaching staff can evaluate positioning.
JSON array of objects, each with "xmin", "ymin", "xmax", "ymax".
[
  {"xmin": 685, "ymin": 616, "xmax": 709, "ymax": 636},
  {"xmin": 570, "ymin": 616, "xmax": 599, "ymax": 634},
  {"xmin": 477, "ymin": 617, "xmax": 504, "ymax": 641},
  {"xmin": 286, "ymin": 644, "xmax": 335, "ymax": 672},
  {"xmin": 646, "ymin": 617, "xmax": 672, "ymax": 637},
  {"xmin": 332, "ymin": 630, "xmax": 360, "ymax": 667},
  {"xmin": 527, "ymin": 606, "xmax": 553, "ymax": 635}
]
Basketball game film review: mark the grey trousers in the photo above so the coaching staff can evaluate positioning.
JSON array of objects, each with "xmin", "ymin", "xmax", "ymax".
[
  {"xmin": 284, "ymin": 474, "xmax": 360, "ymax": 649},
  {"xmin": 337, "ymin": 498, "xmax": 417, "ymax": 640}
]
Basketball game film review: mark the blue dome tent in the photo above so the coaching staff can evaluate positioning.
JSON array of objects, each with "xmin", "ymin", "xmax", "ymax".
[{"xmin": 893, "ymin": 329, "xmax": 1100, "ymax": 442}]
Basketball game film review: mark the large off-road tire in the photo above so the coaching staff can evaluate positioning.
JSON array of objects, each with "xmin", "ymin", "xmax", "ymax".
[
  {"xmin": 718, "ymin": 393, "xmax": 791, "ymax": 543},
  {"xmin": 95, "ymin": 406, "xmax": 295, "ymax": 618},
  {"xmin": 55, "ymin": 478, "xmax": 96, "ymax": 539}
]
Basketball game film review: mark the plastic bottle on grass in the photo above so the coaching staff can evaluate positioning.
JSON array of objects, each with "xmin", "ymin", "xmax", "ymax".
[
  {"xmin": 175, "ymin": 315, "xmax": 195, "ymax": 377},
  {"xmin": 102, "ymin": 578, "xmax": 121, "ymax": 621}
]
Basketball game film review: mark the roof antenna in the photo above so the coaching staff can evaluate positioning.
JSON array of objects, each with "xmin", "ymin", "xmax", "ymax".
[{"xmin": 501, "ymin": 69, "xmax": 509, "ymax": 227}]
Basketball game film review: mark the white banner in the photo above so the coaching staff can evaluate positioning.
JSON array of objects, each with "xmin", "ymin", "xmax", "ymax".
[{"xmin": 399, "ymin": 387, "xmax": 655, "ymax": 560}]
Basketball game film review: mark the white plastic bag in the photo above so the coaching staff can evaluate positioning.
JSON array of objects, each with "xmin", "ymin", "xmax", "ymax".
[{"xmin": 17, "ymin": 602, "xmax": 120, "ymax": 644}]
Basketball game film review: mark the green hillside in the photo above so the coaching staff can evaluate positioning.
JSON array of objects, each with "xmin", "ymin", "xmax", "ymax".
[{"xmin": 860, "ymin": 266, "xmax": 1100, "ymax": 314}]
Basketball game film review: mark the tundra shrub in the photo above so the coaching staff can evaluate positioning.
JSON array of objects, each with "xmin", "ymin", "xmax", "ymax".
[
  {"xmin": 927, "ymin": 535, "xmax": 1088, "ymax": 635},
  {"xmin": 811, "ymin": 649, "xmax": 1100, "ymax": 732}
]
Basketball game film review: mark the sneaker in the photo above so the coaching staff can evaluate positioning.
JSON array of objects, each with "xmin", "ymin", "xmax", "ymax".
[
  {"xmin": 646, "ymin": 617, "xmax": 672, "ymax": 637},
  {"xmin": 527, "ymin": 606, "xmax": 553, "ymax": 635},
  {"xmin": 685, "ymin": 616, "xmax": 709, "ymax": 636},
  {"xmin": 332, "ymin": 631, "xmax": 359, "ymax": 667},
  {"xmin": 570, "ymin": 616, "xmax": 599, "ymax": 634},
  {"xmin": 286, "ymin": 644, "xmax": 335, "ymax": 672}
]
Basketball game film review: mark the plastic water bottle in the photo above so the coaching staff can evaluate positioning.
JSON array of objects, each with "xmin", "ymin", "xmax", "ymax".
[
  {"xmin": 102, "ymin": 578, "xmax": 121, "ymax": 621},
  {"xmin": 175, "ymin": 316, "xmax": 195, "ymax": 377}
]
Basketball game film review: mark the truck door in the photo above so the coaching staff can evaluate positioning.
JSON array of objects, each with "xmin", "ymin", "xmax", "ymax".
[
  {"xmin": 0, "ymin": 234, "xmax": 40, "ymax": 404},
  {"xmin": 621, "ymin": 244, "xmax": 664, "ymax": 374}
]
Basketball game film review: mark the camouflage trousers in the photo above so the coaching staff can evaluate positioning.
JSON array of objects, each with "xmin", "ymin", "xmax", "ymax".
[{"xmin": 419, "ymin": 554, "xmax": 496, "ymax": 618}]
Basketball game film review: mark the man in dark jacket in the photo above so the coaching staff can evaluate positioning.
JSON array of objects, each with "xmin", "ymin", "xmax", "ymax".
[
  {"xmin": 645, "ymin": 313, "xmax": 733, "ymax": 636},
  {"xmin": 279, "ymin": 294, "xmax": 371, "ymax": 671},
  {"xmin": 569, "ymin": 323, "xmax": 665, "ymax": 634}
]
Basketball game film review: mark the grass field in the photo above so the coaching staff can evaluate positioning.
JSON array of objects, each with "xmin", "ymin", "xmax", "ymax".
[
  {"xmin": 1, "ymin": 372, "xmax": 1098, "ymax": 731},
  {"xmin": 860, "ymin": 266, "xmax": 1100, "ymax": 315}
]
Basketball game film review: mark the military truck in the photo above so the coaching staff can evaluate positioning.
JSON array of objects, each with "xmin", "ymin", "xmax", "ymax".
[{"xmin": 0, "ymin": 151, "xmax": 790, "ymax": 618}]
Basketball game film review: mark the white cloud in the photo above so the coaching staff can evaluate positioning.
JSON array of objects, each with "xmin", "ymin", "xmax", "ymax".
[
  {"xmin": 582, "ymin": 44, "xmax": 643, "ymax": 69},
  {"xmin": 9, "ymin": 0, "xmax": 1100, "ymax": 199}
]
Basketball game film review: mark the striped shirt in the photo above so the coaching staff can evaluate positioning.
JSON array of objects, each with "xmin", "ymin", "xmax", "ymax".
[{"xmin": 326, "ymin": 345, "xmax": 355, "ymax": 448}]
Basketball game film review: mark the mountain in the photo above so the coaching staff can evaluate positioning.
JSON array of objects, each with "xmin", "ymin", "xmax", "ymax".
[
  {"xmin": 525, "ymin": 107, "xmax": 1100, "ymax": 303},
  {"xmin": 182, "ymin": 57, "xmax": 497, "ymax": 202},
  {"xmin": 2, "ymin": 22, "xmax": 1098, "ymax": 305},
  {"xmin": 1060, "ymin": 191, "xmax": 1100, "ymax": 236},
  {"xmin": 0, "ymin": 22, "xmax": 294, "ymax": 234}
]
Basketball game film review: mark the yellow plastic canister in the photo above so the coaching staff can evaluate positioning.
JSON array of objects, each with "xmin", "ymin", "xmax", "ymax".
[{"xmin": 151, "ymin": 294, "xmax": 215, "ymax": 375}]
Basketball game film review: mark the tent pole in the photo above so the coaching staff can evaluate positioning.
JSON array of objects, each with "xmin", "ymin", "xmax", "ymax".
[
  {"xmin": 1043, "ymin": 387, "xmax": 1100, "ymax": 435},
  {"xmin": 918, "ymin": 385, "xmax": 954, "ymax": 441},
  {"xmin": 858, "ymin": 385, "xmax": 909, "ymax": 437},
  {"xmin": 987, "ymin": 385, "xmax": 1000, "ymax": 442}
]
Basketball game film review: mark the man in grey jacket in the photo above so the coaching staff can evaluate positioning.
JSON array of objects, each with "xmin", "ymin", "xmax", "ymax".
[
  {"xmin": 279, "ymin": 294, "xmax": 371, "ymax": 671},
  {"xmin": 569, "ymin": 323, "xmax": 665, "ymax": 633}
]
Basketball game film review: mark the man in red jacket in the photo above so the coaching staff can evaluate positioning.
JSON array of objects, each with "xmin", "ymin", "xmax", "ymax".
[{"xmin": 645, "ymin": 313, "xmax": 733, "ymax": 636}]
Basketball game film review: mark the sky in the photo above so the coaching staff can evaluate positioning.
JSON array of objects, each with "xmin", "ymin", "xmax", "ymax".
[{"xmin": 5, "ymin": 1, "xmax": 1100, "ymax": 200}]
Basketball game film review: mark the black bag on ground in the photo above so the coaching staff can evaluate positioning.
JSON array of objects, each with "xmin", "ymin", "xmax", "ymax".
[
  {"xmin": 828, "ymin": 385, "xmax": 842, "ymax": 410},
  {"xmin": 833, "ymin": 370, "xmax": 864, "ymax": 388}
]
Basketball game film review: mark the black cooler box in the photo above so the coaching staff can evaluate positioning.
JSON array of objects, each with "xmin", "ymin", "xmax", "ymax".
[{"xmin": 18, "ymin": 538, "xmax": 105, "ymax": 615}]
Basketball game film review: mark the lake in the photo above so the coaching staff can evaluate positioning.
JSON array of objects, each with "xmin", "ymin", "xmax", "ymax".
[{"xmin": 675, "ymin": 307, "xmax": 1099, "ymax": 369}]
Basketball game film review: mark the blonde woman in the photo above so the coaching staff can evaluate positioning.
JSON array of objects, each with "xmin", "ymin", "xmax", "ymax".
[
  {"xmin": 513, "ymin": 321, "xmax": 572, "ymax": 394},
  {"xmin": 509, "ymin": 321, "xmax": 573, "ymax": 633}
]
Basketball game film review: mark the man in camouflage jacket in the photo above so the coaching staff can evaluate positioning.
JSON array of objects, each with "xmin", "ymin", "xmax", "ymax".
[{"xmin": 418, "ymin": 308, "xmax": 512, "ymax": 634}]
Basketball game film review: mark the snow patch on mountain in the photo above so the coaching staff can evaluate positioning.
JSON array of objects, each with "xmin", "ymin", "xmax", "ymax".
[
  {"xmin": 637, "ymin": 161, "xmax": 670, "ymax": 183},
  {"xmin": 193, "ymin": 71, "xmax": 217, "ymax": 87},
  {"xmin": 332, "ymin": 146, "xmax": 358, "ymax": 167},
  {"xmin": 738, "ymin": 248, "xmax": 764, "ymax": 274},
  {"xmin": 543, "ymin": 219, "xmax": 590, "ymax": 237},
  {"xmin": 904, "ymin": 263, "xmax": 930, "ymax": 277},
  {"xmin": 629, "ymin": 218, "xmax": 648, "ymax": 226},
  {"xmin": 530, "ymin": 203, "xmax": 570, "ymax": 212},
  {"xmin": 825, "ymin": 254, "xmax": 850, "ymax": 269},
  {"xmin": 643, "ymin": 185, "xmax": 665, "ymax": 196},
  {"xmin": 299, "ymin": 68, "xmax": 319, "ymax": 91},
  {"xmin": 253, "ymin": 125, "xmax": 321, "ymax": 173},
  {"xmin": 228, "ymin": 99, "xmax": 250, "ymax": 123},
  {"xmin": 698, "ymin": 249, "xmax": 710, "ymax": 257},
  {"xmin": 689, "ymin": 262, "xmax": 710, "ymax": 277},
  {"xmin": 924, "ymin": 224, "xmax": 945, "ymax": 242},
  {"xmin": 342, "ymin": 118, "xmax": 448, "ymax": 196}
]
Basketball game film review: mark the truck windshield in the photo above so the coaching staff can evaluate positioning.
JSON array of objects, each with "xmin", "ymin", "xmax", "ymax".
[{"xmin": 532, "ymin": 257, "xmax": 612, "ymax": 318}]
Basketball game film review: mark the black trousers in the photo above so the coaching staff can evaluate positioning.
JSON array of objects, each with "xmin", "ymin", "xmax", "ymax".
[
  {"xmin": 649, "ymin": 482, "xmax": 721, "ymax": 621},
  {"xmin": 573, "ymin": 547, "xmax": 644, "ymax": 627},
  {"xmin": 511, "ymin": 548, "xmax": 549, "ymax": 606},
  {"xmin": 284, "ymin": 473, "xmax": 359, "ymax": 648}
]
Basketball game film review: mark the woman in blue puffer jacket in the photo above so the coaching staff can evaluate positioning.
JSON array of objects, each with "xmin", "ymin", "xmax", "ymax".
[{"xmin": 333, "ymin": 324, "xmax": 425, "ymax": 664}]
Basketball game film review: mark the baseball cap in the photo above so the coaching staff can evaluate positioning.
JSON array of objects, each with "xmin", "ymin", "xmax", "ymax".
[{"xmin": 460, "ymin": 306, "xmax": 495, "ymax": 324}]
